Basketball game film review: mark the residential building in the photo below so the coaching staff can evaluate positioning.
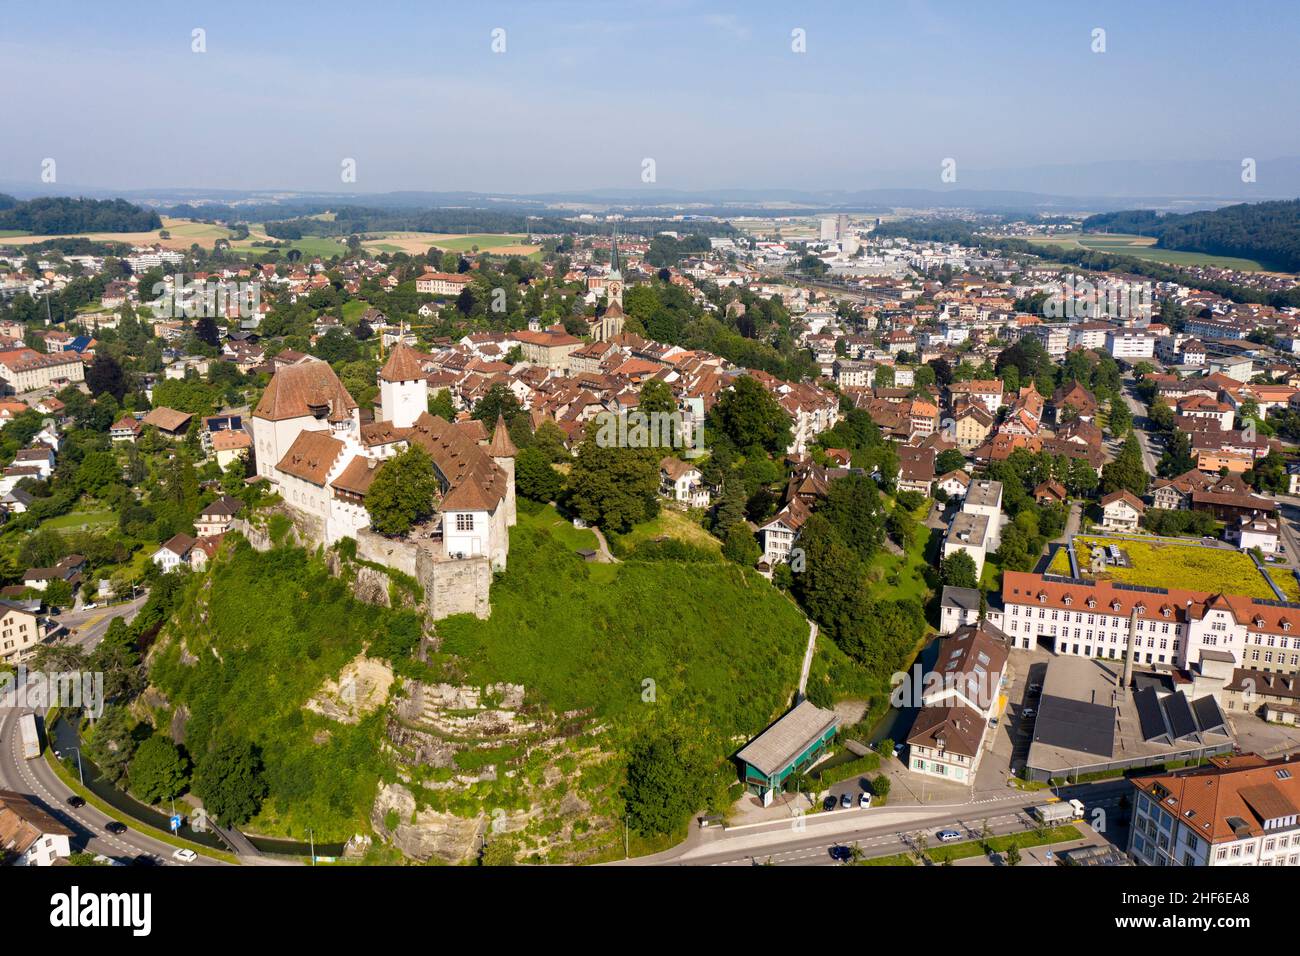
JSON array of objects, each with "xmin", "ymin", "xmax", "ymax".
[
  {"xmin": 1128, "ymin": 754, "xmax": 1300, "ymax": 867},
  {"xmin": 0, "ymin": 790, "xmax": 73, "ymax": 866}
]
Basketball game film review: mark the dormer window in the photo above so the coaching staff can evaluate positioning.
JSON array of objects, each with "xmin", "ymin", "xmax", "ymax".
[
  {"xmin": 1112, "ymin": 601, "xmax": 1122, "ymax": 612},
  {"xmin": 1284, "ymin": 620, "xmax": 1292, "ymax": 632},
  {"xmin": 1136, "ymin": 604, "xmax": 1146, "ymax": 614},
  {"xmin": 1162, "ymin": 607, "xmax": 1171, "ymax": 618},
  {"xmin": 1063, "ymin": 595, "xmax": 1073, "ymax": 606},
  {"xmin": 1087, "ymin": 598, "xmax": 1096, "ymax": 609},
  {"xmin": 1038, "ymin": 592, "xmax": 1047, "ymax": 604}
]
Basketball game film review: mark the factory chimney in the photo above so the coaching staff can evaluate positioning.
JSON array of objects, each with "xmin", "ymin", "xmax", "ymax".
[{"xmin": 1121, "ymin": 609, "xmax": 1139, "ymax": 693}]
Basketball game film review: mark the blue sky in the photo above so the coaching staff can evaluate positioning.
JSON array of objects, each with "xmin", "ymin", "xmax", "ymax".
[{"xmin": 2, "ymin": 1, "xmax": 1298, "ymax": 195}]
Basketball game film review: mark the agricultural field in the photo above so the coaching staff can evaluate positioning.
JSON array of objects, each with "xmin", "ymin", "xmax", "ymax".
[
  {"xmin": 358, "ymin": 232, "xmax": 540, "ymax": 257},
  {"xmin": 0, "ymin": 215, "xmax": 233, "ymax": 250},
  {"xmin": 1055, "ymin": 535, "xmax": 1282, "ymax": 599},
  {"xmin": 1020, "ymin": 232, "xmax": 1265, "ymax": 271}
]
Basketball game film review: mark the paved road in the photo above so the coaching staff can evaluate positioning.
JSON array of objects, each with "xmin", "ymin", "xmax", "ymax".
[
  {"xmin": 1121, "ymin": 380, "xmax": 1160, "ymax": 474},
  {"xmin": 0, "ymin": 700, "xmax": 225, "ymax": 866},
  {"xmin": 1272, "ymin": 496, "xmax": 1300, "ymax": 574},
  {"xmin": 0, "ymin": 593, "xmax": 234, "ymax": 867},
  {"xmin": 58, "ymin": 594, "xmax": 149, "ymax": 651},
  {"xmin": 622, "ymin": 780, "xmax": 1130, "ymax": 867}
]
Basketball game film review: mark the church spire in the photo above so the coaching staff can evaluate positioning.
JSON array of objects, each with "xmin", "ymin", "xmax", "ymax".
[{"xmin": 610, "ymin": 225, "xmax": 620, "ymax": 274}]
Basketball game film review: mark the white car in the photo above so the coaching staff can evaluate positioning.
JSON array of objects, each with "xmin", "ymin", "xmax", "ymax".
[
  {"xmin": 172, "ymin": 848, "xmax": 197, "ymax": 863},
  {"xmin": 858, "ymin": 791, "xmax": 873, "ymax": 809}
]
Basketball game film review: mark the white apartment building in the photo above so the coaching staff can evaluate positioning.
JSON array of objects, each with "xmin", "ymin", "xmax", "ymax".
[
  {"xmin": 1129, "ymin": 755, "xmax": 1300, "ymax": 867},
  {"xmin": 991, "ymin": 571, "xmax": 1300, "ymax": 675},
  {"xmin": 1105, "ymin": 329, "xmax": 1156, "ymax": 361}
]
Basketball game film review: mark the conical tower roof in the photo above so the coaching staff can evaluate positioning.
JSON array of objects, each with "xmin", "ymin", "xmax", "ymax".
[
  {"xmin": 380, "ymin": 341, "xmax": 423, "ymax": 382},
  {"xmin": 488, "ymin": 413, "xmax": 518, "ymax": 458}
]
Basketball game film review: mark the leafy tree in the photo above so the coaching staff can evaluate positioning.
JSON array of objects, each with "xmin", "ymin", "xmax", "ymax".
[
  {"xmin": 935, "ymin": 449, "xmax": 967, "ymax": 475},
  {"xmin": 86, "ymin": 353, "xmax": 128, "ymax": 401},
  {"xmin": 471, "ymin": 383, "xmax": 523, "ymax": 430},
  {"xmin": 940, "ymin": 550, "xmax": 979, "ymax": 590},
  {"xmin": 365, "ymin": 445, "xmax": 440, "ymax": 536},
  {"xmin": 722, "ymin": 522, "xmax": 760, "ymax": 565},
  {"xmin": 708, "ymin": 375, "xmax": 792, "ymax": 455},
  {"xmin": 76, "ymin": 450, "xmax": 119, "ymax": 498},
  {"xmin": 621, "ymin": 722, "xmax": 712, "ymax": 837},
  {"xmin": 82, "ymin": 704, "xmax": 136, "ymax": 785},
  {"xmin": 193, "ymin": 737, "xmax": 268, "ymax": 827},
  {"xmin": 530, "ymin": 420, "xmax": 570, "ymax": 462},
  {"xmin": 129, "ymin": 736, "xmax": 190, "ymax": 804},
  {"xmin": 565, "ymin": 422, "xmax": 660, "ymax": 533},
  {"xmin": 427, "ymin": 389, "xmax": 455, "ymax": 421},
  {"xmin": 1107, "ymin": 398, "xmax": 1132, "ymax": 437},
  {"xmin": 818, "ymin": 474, "xmax": 885, "ymax": 562},
  {"xmin": 1157, "ymin": 431, "xmax": 1195, "ymax": 478},
  {"xmin": 515, "ymin": 446, "xmax": 562, "ymax": 503},
  {"xmin": 43, "ymin": 578, "xmax": 74, "ymax": 608},
  {"xmin": 1101, "ymin": 434, "xmax": 1149, "ymax": 496},
  {"xmin": 792, "ymin": 514, "xmax": 864, "ymax": 640}
]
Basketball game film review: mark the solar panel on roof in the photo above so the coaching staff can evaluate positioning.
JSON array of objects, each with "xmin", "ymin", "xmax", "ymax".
[
  {"xmin": 1164, "ymin": 692, "xmax": 1198, "ymax": 741},
  {"xmin": 1191, "ymin": 694, "xmax": 1227, "ymax": 736},
  {"xmin": 1134, "ymin": 686, "xmax": 1168, "ymax": 742}
]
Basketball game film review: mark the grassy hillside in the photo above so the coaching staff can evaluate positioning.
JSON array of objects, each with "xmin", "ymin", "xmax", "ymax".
[
  {"xmin": 436, "ymin": 519, "xmax": 808, "ymax": 745},
  {"xmin": 148, "ymin": 539, "xmax": 420, "ymax": 840}
]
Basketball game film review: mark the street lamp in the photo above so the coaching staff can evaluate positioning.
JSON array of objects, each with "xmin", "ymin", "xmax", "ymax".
[{"xmin": 63, "ymin": 746, "xmax": 84, "ymax": 787}]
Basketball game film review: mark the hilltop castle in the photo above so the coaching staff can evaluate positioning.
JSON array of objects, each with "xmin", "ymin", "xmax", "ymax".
[{"xmin": 248, "ymin": 343, "xmax": 516, "ymax": 569}]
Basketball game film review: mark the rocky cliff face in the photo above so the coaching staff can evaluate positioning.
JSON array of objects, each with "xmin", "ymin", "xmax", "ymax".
[{"xmin": 374, "ymin": 676, "xmax": 617, "ymax": 865}]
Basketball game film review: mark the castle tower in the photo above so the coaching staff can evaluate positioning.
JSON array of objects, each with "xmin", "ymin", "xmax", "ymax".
[
  {"xmin": 378, "ymin": 341, "xmax": 427, "ymax": 429},
  {"xmin": 488, "ymin": 413, "xmax": 518, "ymax": 527}
]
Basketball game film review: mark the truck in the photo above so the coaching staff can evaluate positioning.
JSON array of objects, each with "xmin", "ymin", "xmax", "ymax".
[
  {"xmin": 19, "ymin": 713, "xmax": 40, "ymax": 760},
  {"xmin": 1032, "ymin": 798, "xmax": 1085, "ymax": 824}
]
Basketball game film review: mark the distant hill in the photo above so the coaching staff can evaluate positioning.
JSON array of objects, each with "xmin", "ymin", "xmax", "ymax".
[
  {"xmin": 0, "ymin": 196, "xmax": 161, "ymax": 235},
  {"xmin": 1084, "ymin": 199, "xmax": 1300, "ymax": 272}
]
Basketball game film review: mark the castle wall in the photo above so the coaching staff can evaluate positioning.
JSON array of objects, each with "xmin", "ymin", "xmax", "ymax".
[{"xmin": 355, "ymin": 527, "xmax": 491, "ymax": 621}]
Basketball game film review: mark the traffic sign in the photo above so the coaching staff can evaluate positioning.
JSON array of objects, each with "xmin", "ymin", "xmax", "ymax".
[{"xmin": 170, "ymin": 815, "xmax": 182, "ymax": 832}]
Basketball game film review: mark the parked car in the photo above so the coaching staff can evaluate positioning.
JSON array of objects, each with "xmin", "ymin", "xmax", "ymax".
[
  {"xmin": 105, "ymin": 821, "xmax": 127, "ymax": 835},
  {"xmin": 988, "ymin": 716, "xmax": 998, "ymax": 729},
  {"xmin": 172, "ymin": 848, "xmax": 197, "ymax": 863},
  {"xmin": 839, "ymin": 792, "xmax": 853, "ymax": 809},
  {"xmin": 1022, "ymin": 707, "xmax": 1036, "ymax": 719},
  {"xmin": 893, "ymin": 743, "xmax": 905, "ymax": 757},
  {"xmin": 131, "ymin": 854, "xmax": 159, "ymax": 866},
  {"xmin": 859, "ymin": 791, "xmax": 873, "ymax": 809},
  {"xmin": 822, "ymin": 796, "xmax": 837, "ymax": 811},
  {"xmin": 1027, "ymin": 683, "xmax": 1042, "ymax": 694},
  {"xmin": 937, "ymin": 829, "xmax": 962, "ymax": 843}
]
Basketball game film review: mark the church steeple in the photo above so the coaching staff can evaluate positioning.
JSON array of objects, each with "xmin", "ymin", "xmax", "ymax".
[{"xmin": 610, "ymin": 225, "xmax": 620, "ymax": 274}]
